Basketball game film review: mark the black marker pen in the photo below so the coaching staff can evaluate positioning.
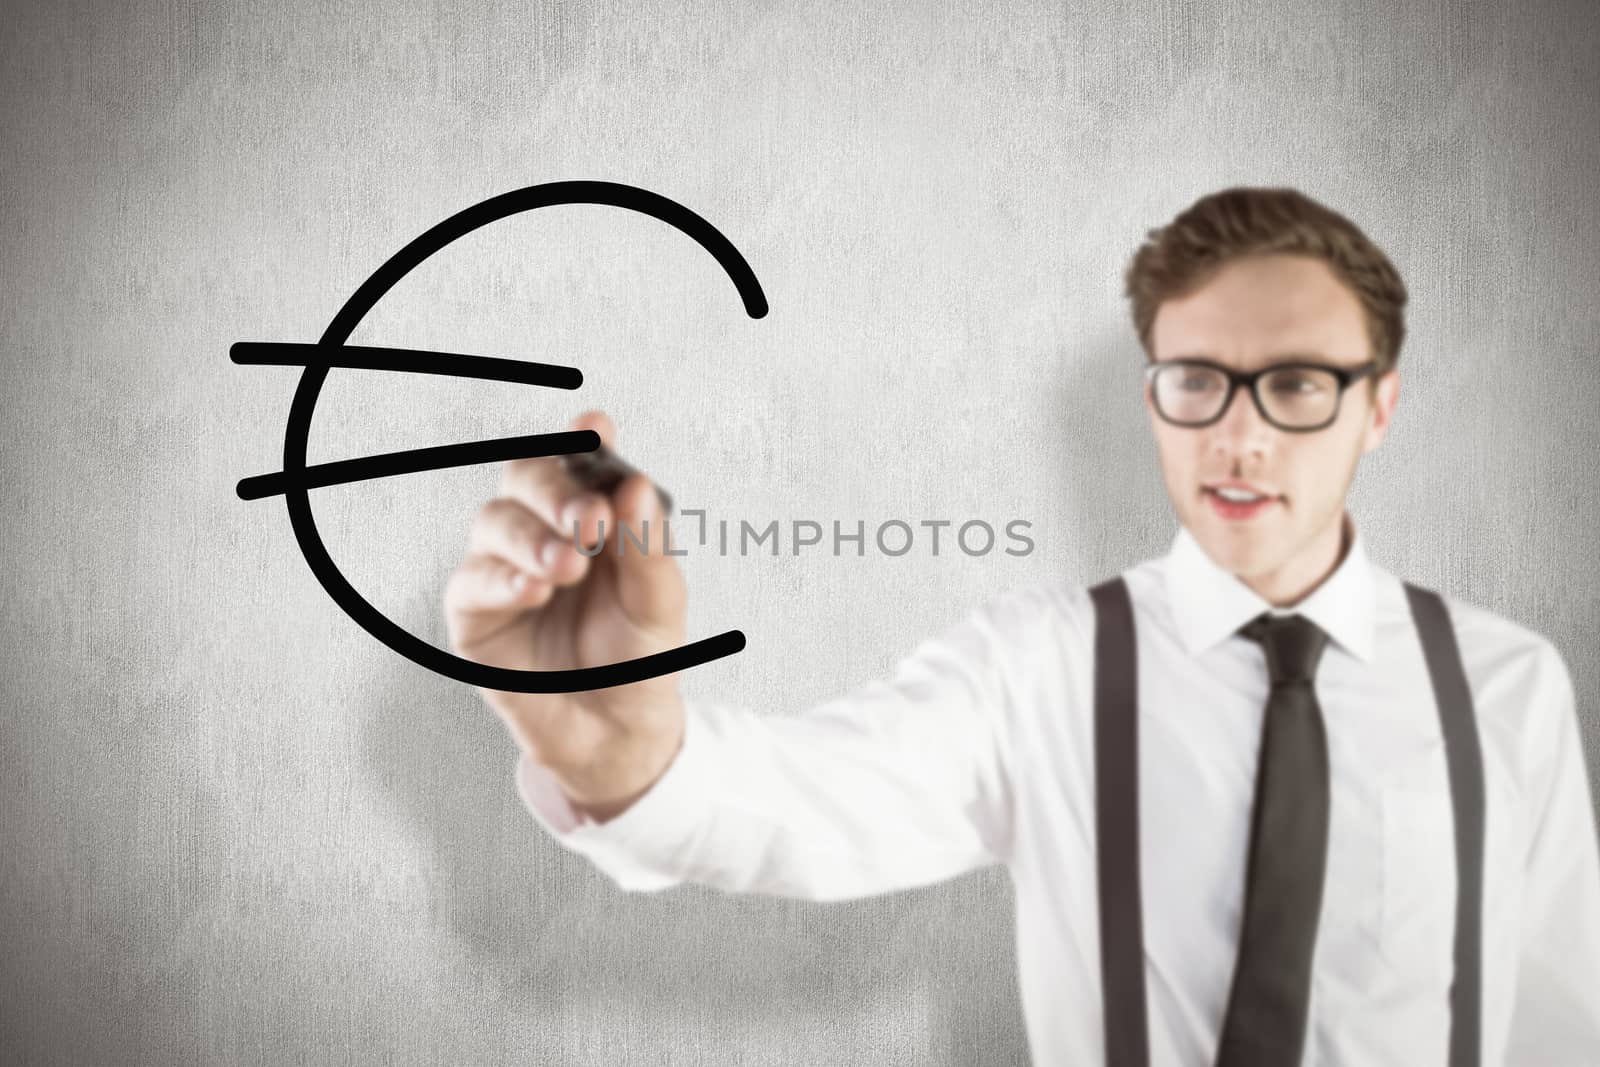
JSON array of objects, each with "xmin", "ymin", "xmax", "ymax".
[{"xmin": 560, "ymin": 443, "xmax": 674, "ymax": 516}]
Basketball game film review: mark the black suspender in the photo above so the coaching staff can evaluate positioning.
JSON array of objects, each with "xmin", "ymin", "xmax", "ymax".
[
  {"xmin": 1404, "ymin": 582, "xmax": 1486, "ymax": 1067},
  {"xmin": 1087, "ymin": 576, "xmax": 1485, "ymax": 1067},
  {"xmin": 1090, "ymin": 577, "xmax": 1150, "ymax": 1067}
]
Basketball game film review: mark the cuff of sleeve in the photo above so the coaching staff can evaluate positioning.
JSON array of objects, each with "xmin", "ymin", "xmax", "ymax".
[{"xmin": 513, "ymin": 698, "xmax": 716, "ymax": 892}]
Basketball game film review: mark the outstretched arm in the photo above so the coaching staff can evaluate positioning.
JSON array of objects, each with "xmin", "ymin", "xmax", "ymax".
[{"xmin": 516, "ymin": 588, "xmax": 1038, "ymax": 902}]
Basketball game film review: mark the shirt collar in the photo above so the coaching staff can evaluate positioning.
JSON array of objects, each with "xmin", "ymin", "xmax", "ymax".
[{"xmin": 1163, "ymin": 512, "xmax": 1376, "ymax": 663}]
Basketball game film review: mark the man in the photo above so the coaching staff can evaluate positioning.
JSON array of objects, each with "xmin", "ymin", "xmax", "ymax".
[{"xmin": 443, "ymin": 187, "xmax": 1600, "ymax": 1064}]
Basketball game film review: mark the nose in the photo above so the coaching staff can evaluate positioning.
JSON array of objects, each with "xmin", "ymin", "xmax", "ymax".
[{"xmin": 1209, "ymin": 381, "xmax": 1275, "ymax": 461}]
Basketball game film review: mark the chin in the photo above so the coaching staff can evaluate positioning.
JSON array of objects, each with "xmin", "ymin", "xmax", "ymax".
[
  {"xmin": 1201, "ymin": 537, "xmax": 1257, "ymax": 576},
  {"xmin": 1187, "ymin": 511, "xmax": 1280, "ymax": 577}
]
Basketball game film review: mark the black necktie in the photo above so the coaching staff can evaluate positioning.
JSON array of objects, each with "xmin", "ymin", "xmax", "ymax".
[{"xmin": 1215, "ymin": 612, "xmax": 1332, "ymax": 1067}]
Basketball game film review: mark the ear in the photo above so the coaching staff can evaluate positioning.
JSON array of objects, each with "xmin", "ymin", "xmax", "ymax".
[{"xmin": 1360, "ymin": 370, "xmax": 1400, "ymax": 454}]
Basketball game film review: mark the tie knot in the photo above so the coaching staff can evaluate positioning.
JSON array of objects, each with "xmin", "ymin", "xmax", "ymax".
[{"xmin": 1240, "ymin": 612, "xmax": 1329, "ymax": 686}]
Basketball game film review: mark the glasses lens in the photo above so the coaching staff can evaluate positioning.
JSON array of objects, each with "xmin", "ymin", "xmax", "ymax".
[
  {"xmin": 1258, "ymin": 366, "xmax": 1341, "ymax": 428},
  {"xmin": 1153, "ymin": 363, "xmax": 1230, "ymax": 424}
]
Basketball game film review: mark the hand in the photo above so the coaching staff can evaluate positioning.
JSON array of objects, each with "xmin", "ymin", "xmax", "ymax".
[{"xmin": 443, "ymin": 410, "xmax": 687, "ymax": 817}]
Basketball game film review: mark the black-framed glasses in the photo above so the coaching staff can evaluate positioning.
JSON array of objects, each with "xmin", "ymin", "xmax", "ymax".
[{"xmin": 1144, "ymin": 357, "xmax": 1380, "ymax": 433}]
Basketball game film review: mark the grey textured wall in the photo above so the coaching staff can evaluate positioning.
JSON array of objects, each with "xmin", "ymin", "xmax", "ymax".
[{"xmin": 3, "ymin": 0, "xmax": 1597, "ymax": 1063}]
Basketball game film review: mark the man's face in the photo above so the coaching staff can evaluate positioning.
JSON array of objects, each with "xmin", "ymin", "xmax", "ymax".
[{"xmin": 1144, "ymin": 253, "xmax": 1400, "ymax": 585}]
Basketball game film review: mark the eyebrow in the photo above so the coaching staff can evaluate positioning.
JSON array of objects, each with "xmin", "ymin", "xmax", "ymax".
[{"xmin": 1162, "ymin": 351, "xmax": 1340, "ymax": 364}]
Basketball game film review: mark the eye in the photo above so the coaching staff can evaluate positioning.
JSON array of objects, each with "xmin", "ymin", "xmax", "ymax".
[
  {"xmin": 1269, "ymin": 371, "xmax": 1324, "ymax": 394},
  {"xmin": 1175, "ymin": 370, "xmax": 1220, "ymax": 391}
]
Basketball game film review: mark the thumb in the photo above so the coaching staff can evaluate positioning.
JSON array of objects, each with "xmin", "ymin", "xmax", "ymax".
[{"xmin": 608, "ymin": 471, "xmax": 685, "ymax": 631}]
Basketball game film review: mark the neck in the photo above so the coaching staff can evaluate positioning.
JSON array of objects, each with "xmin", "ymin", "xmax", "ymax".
[{"xmin": 1242, "ymin": 511, "xmax": 1350, "ymax": 608}]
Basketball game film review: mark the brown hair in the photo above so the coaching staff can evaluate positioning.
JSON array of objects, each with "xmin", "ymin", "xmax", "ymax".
[{"xmin": 1122, "ymin": 187, "xmax": 1408, "ymax": 377}]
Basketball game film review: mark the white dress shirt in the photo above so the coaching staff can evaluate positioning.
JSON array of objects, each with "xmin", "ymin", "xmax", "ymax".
[{"xmin": 515, "ymin": 514, "xmax": 1600, "ymax": 1066}]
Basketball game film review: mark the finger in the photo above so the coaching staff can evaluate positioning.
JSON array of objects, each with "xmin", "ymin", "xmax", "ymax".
[
  {"xmin": 558, "ymin": 410, "xmax": 620, "ymax": 547},
  {"xmin": 607, "ymin": 470, "xmax": 686, "ymax": 631},
  {"xmin": 467, "ymin": 496, "xmax": 591, "ymax": 587},
  {"xmin": 570, "ymin": 409, "xmax": 616, "ymax": 449},
  {"xmin": 499, "ymin": 435, "xmax": 615, "ymax": 552},
  {"xmin": 443, "ymin": 553, "xmax": 552, "ymax": 648}
]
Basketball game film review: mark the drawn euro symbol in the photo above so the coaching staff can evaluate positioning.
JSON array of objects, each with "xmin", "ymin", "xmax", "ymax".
[{"xmin": 235, "ymin": 181, "xmax": 761, "ymax": 692}]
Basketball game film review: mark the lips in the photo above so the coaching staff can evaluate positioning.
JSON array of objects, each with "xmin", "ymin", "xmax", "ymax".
[
  {"xmin": 1204, "ymin": 479, "xmax": 1278, "ymax": 501},
  {"xmin": 1203, "ymin": 483, "xmax": 1281, "ymax": 520}
]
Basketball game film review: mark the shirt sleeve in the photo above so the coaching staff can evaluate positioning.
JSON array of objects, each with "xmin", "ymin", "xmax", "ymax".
[
  {"xmin": 1505, "ymin": 641, "xmax": 1600, "ymax": 1058},
  {"xmin": 513, "ymin": 587, "xmax": 1037, "ymax": 902}
]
